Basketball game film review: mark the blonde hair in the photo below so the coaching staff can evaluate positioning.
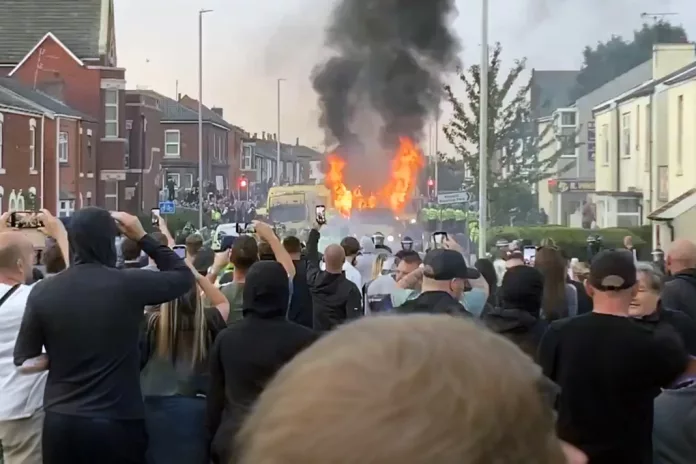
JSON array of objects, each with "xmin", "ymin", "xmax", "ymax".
[
  {"xmin": 371, "ymin": 253, "xmax": 388, "ymax": 281},
  {"xmin": 147, "ymin": 288, "xmax": 209, "ymax": 367},
  {"xmin": 238, "ymin": 315, "xmax": 565, "ymax": 464}
]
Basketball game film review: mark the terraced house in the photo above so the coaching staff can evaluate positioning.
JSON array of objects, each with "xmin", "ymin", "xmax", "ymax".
[{"xmin": 0, "ymin": 0, "xmax": 132, "ymax": 213}]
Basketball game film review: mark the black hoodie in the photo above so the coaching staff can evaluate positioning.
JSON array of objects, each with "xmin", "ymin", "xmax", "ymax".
[
  {"xmin": 207, "ymin": 261, "xmax": 317, "ymax": 464},
  {"xmin": 14, "ymin": 207, "xmax": 194, "ymax": 419},
  {"xmin": 661, "ymin": 269, "xmax": 696, "ymax": 321},
  {"xmin": 305, "ymin": 229, "xmax": 363, "ymax": 331}
]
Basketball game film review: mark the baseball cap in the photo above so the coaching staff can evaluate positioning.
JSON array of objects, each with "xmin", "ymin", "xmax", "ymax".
[
  {"xmin": 423, "ymin": 249, "xmax": 480, "ymax": 281},
  {"xmin": 588, "ymin": 249, "xmax": 637, "ymax": 291}
]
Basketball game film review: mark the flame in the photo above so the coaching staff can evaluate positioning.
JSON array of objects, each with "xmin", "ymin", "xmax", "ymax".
[{"xmin": 325, "ymin": 136, "xmax": 425, "ymax": 217}]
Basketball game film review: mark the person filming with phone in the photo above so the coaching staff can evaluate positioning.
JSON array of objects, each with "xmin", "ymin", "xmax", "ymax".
[{"xmin": 13, "ymin": 207, "xmax": 195, "ymax": 464}]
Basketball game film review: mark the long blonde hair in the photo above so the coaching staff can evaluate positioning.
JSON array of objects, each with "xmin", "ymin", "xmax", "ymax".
[
  {"xmin": 371, "ymin": 254, "xmax": 388, "ymax": 281},
  {"xmin": 147, "ymin": 286, "xmax": 209, "ymax": 367}
]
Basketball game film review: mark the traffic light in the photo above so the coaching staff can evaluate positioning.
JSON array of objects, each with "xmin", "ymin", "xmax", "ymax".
[
  {"xmin": 427, "ymin": 178, "xmax": 435, "ymax": 198},
  {"xmin": 239, "ymin": 176, "xmax": 248, "ymax": 188}
]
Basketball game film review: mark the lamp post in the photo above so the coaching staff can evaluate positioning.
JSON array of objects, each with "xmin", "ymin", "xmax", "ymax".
[
  {"xmin": 276, "ymin": 78, "xmax": 286, "ymax": 185},
  {"xmin": 198, "ymin": 8, "xmax": 213, "ymax": 229},
  {"xmin": 477, "ymin": 0, "xmax": 489, "ymax": 257}
]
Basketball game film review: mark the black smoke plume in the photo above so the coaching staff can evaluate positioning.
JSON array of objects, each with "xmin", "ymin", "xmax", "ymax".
[{"xmin": 312, "ymin": 0, "xmax": 460, "ymax": 152}]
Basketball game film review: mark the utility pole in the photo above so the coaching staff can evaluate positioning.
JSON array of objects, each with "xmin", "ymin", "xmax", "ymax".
[
  {"xmin": 478, "ymin": 0, "xmax": 489, "ymax": 258},
  {"xmin": 197, "ymin": 8, "xmax": 213, "ymax": 229},
  {"xmin": 276, "ymin": 78, "xmax": 286, "ymax": 185},
  {"xmin": 434, "ymin": 114, "xmax": 439, "ymax": 197}
]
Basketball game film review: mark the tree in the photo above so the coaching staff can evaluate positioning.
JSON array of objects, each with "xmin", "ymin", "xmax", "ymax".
[
  {"xmin": 572, "ymin": 21, "xmax": 689, "ymax": 99},
  {"xmin": 442, "ymin": 43, "xmax": 577, "ymax": 227}
]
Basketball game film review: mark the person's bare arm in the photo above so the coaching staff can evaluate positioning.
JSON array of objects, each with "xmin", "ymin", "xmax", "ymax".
[
  {"xmin": 398, "ymin": 268, "xmax": 423, "ymax": 289},
  {"xmin": 37, "ymin": 209, "xmax": 70, "ymax": 268},
  {"xmin": 254, "ymin": 221, "xmax": 296, "ymax": 278},
  {"xmin": 17, "ymin": 354, "xmax": 49, "ymax": 374},
  {"xmin": 189, "ymin": 263, "xmax": 229, "ymax": 321},
  {"xmin": 207, "ymin": 251, "xmax": 230, "ymax": 285},
  {"xmin": 155, "ymin": 212, "xmax": 175, "ymax": 247}
]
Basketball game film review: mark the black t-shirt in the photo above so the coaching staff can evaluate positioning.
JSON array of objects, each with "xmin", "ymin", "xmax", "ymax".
[{"xmin": 539, "ymin": 312, "xmax": 689, "ymax": 464}]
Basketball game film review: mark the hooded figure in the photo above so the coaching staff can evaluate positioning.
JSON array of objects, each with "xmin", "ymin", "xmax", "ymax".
[
  {"xmin": 482, "ymin": 266, "xmax": 548, "ymax": 361},
  {"xmin": 207, "ymin": 261, "xmax": 317, "ymax": 464},
  {"xmin": 355, "ymin": 235, "xmax": 377, "ymax": 283},
  {"xmin": 13, "ymin": 207, "xmax": 195, "ymax": 464}
]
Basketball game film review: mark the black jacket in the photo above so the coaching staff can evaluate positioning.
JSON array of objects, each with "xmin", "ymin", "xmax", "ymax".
[
  {"xmin": 14, "ymin": 207, "xmax": 194, "ymax": 419},
  {"xmin": 661, "ymin": 269, "xmax": 696, "ymax": 320},
  {"xmin": 305, "ymin": 229, "xmax": 363, "ymax": 331},
  {"xmin": 636, "ymin": 302, "xmax": 696, "ymax": 356},
  {"xmin": 396, "ymin": 291, "xmax": 470, "ymax": 316},
  {"xmin": 483, "ymin": 307, "xmax": 548, "ymax": 360},
  {"xmin": 567, "ymin": 278, "xmax": 593, "ymax": 315},
  {"xmin": 206, "ymin": 261, "xmax": 317, "ymax": 464},
  {"xmin": 287, "ymin": 258, "xmax": 314, "ymax": 329}
]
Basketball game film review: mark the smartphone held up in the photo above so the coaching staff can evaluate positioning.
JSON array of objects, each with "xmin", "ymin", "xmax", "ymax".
[
  {"xmin": 151, "ymin": 208, "xmax": 160, "ymax": 227},
  {"xmin": 315, "ymin": 205, "xmax": 326, "ymax": 225},
  {"xmin": 431, "ymin": 231, "xmax": 447, "ymax": 249},
  {"xmin": 7, "ymin": 211, "xmax": 44, "ymax": 229}
]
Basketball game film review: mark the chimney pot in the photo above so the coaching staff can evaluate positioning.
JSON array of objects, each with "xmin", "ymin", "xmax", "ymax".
[
  {"xmin": 296, "ymin": 137, "xmax": 299, "ymax": 146},
  {"xmin": 177, "ymin": 93, "xmax": 181, "ymax": 101},
  {"xmin": 262, "ymin": 131, "xmax": 266, "ymax": 139}
]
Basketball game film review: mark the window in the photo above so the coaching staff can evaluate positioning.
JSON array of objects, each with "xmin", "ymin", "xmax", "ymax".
[
  {"xmin": 29, "ymin": 119, "xmax": 37, "ymax": 171},
  {"xmin": 104, "ymin": 89, "xmax": 119, "ymax": 138},
  {"xmin": 241, "ymin": 145, "xmax": 252, "ymax": 170},
  {"xmin": 560, "ymin": 111, "xmax": 576, "ymax": 126},
  {"xmin": 558, "ymin": 134, "xmax": 576, "ymax": 157},
  {"xmin": 183, "ymin": 173, "xmax": 193, "ymax": 190},
  {"xmin": 58, "ymin": 200, "xmax": 75, "ymax": 217},
  {"xmin": 601, "ymin": 124, "xmax": 609, "ymax": 165},
  {"xmin": 0, "ymin": 113, "xmax": 3, "ymax": 169},
  {"xmin": 164, "ymin": 130, "xmax": 180, "ymax": 157},
  {"xmin": 621, "ymin": 112, "xmax": 631, "ymax": 157},
  {"xmin": 16, "ymin": 194, "xmax": 25, "ymax": 211},
  {"xmin": 59, "ymin": 131, "xmax": 69, "ymax": 163},
  {"xmin": 677, "ymin": 95, "xmax": 684, "ymax": 173},
  {"xmin": 104, "ymin": 180, "xmax": 118, "ymax": 211},
  {"xmin": 617, "ymin": 197, "xmax": 641, "ymax": 227},
  {"xmin": 167, "ymin": 172, "xmax": 180, "ymax": 187}
]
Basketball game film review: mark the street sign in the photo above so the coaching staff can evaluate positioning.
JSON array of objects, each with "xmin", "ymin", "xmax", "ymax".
[
  {"xmin": 159, "ymin": 201, "xmax": 176, "ymax": 214},
  {"xmin": 437, "ymin": 191, "xmax": 471, "ymax": 205}
]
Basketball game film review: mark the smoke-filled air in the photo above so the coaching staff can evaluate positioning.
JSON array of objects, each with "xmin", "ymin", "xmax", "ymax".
[{"xmin": 312, "ymin": 0, "xmax": 460, "ymax": 216}]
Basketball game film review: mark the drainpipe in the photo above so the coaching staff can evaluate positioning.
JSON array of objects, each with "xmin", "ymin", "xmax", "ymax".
[
  {"xmin": 40, "ymin": 114, "xmax": 45, "ymax": 209},
  {"xmin": 75, "ymin": 122, "xmax": 82, "ymax": 208},
  {"xmin": 614, "ymin": 102, "xmax": 621, "ymax": 194},
  {"xmin": 647, "ymin": 93, "xmax": 653, "ymax": 219}
]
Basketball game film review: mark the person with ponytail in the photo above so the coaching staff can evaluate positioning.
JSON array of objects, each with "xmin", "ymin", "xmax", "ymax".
[{"xmin": 140, "ymin": 260, "xmax": 229, "ymax": 464}]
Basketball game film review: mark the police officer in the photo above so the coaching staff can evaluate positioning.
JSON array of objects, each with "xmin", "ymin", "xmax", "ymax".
[{"xmin": 401, "ymin": 236, "xmax": 413, "ymax": 251}]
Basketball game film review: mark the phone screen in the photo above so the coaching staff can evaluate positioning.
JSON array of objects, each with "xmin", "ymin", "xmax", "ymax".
[
  {"xmin": 523, "ymin": 246, "xmax": 536, "ymax": 265},
  {"xmin": 10, "ymin": 211, "xmax": 43, "ymax": 229},
  {"xmin": 172, "ymin": 246, "xmax": 186, "ymax": 258},
  {"xmin": 151, "ymin": 208, "xmax": 160, "ymax": 227},
  {"xmin": 316, "ymin": 205, "xmax": 326, "ymax": 224},
  {"xmin": 432, "ymin": 232, "xmax": 447, "ymax": 249}
]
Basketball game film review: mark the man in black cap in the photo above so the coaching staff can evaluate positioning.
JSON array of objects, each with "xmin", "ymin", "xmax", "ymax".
[
  {"xmin": 395, "ymin": 249, "xmax": 479, "ymax": 316},
  {"xmin": 539, "ymin": 249, "xmax": 696, "ymax": 464}
]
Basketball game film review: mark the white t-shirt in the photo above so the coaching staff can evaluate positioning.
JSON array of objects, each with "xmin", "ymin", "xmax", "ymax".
[{"xmin": 0, "ymin": 283, "xmax": 46, "ymax": 420}]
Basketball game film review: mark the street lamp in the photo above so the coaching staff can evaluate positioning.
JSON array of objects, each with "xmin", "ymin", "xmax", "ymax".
[
  {"xmin": 478, "ymin": 0, "xmax": 489, "ymax": 257},
  {"xmin": 276, "ymin": 78, "xmax": 286, "ymax": 185},
  {"xmin": 198, "ymin": 8, "xmax": 213, "ymax": 229}
]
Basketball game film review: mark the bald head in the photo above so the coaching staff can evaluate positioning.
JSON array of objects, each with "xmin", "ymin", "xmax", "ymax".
[
  {"xmin": 667, "ymin": 239, "xmax": 696, "ymax": 274},
  {"xmin": 324, "ymin": 244, "xmax": 346, "ymax": 273},
  {"xmin": 0, "ymin": 231, "xmax": 34, "ymax": 281}
]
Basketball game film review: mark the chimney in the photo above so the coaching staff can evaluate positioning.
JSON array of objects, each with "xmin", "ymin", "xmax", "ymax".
[
  {"xmin": 273, "ymin": 133, "xmax": 277, "ymax": 141},
  {"xmin": 211, "ymin": 106, "xmax": 223, "ymax": 117},
  {"xmin": 262, "ymin": 131, "xmax": 266, "ymax": 140},
  {"xmin": 177, "ymin": 93, "xmax": 182, "ymax": 101},
  {"xmin": 252, "ymin": 132, "xmax": 257, "ymax": 139},
  {"xmin": 296, "ymin": 137, "xmax": 299, "ymax": 146}
]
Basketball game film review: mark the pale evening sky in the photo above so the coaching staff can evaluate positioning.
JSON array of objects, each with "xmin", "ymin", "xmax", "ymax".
[{"xmin": 114, "ymin": 0, "xmax": 696, "ymax": 152}]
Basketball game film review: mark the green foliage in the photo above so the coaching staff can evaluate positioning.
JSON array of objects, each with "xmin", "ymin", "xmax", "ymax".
[
  {"xmin": 442, "ymin": 42, "xmax": 578, "ymax": 227},
  {"xmin": 572, "ymin": 21, "xmax": 689, "ymax": 99},
  {"xmin": 487, "ymin": 226, "xmax": 648, "ymax": 261}
]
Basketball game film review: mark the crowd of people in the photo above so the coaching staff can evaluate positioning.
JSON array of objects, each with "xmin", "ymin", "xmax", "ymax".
[{"xmin": 1, "ymin": 206, "xmax": 696, "ymax": 464}]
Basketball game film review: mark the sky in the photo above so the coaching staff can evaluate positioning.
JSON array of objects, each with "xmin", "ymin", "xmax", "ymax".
[{"xmin": 114, "ymin": 0, "xmax": 696, "ymax": 153}]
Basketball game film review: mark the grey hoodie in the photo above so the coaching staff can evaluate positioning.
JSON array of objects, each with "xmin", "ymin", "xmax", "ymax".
[
  {"xmin": 653, "ymin": 381, "xmax": 696, "ymax": 464},
  {"xmin": 355, "ymin": 236, "xmax": 377, "ymax": 283}
]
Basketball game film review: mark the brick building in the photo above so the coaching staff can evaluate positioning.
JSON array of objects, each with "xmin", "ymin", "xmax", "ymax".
[
  {"xmin": 0, "ymin": 0, "xmax": 130, "ymax": 213},
  {"xmin": 0, "ymin": 78, "xmax": 96, "ymax": 215}
]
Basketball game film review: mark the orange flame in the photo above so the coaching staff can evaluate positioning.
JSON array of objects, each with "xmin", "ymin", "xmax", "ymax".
[{"xmin": 325, "ymin": 136, "xmax": 425, "ymax": 217}]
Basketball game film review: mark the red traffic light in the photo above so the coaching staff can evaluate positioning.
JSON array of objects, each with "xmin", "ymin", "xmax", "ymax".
[
  {"xmin": 239, "ymin": 177, "xmax": 248, "ymax": 188},
  {"xmin": 427, "ymin": 178, "xmax": 434, "ymax": 187}
]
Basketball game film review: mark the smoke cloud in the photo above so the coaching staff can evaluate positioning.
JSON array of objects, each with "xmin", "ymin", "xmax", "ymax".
[{"xmin": 312, "ymin": 0, "xmax": 461, "ymax": 151}]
